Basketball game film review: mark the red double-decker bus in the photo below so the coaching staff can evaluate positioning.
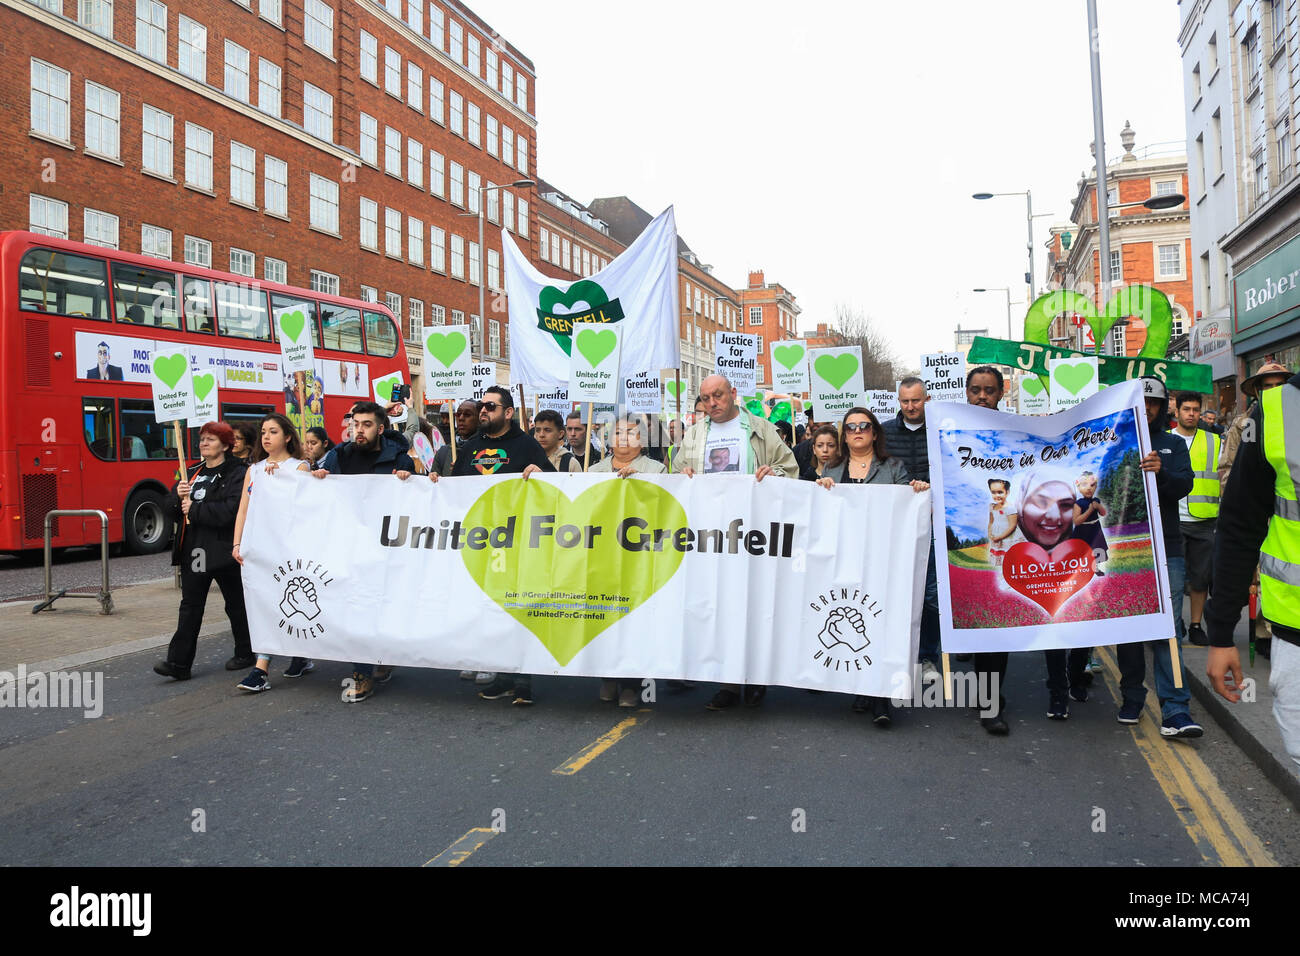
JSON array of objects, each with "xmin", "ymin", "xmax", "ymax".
[{"xmin": 2, "ymin": 231, "xmax": 409, "ymax": 554}]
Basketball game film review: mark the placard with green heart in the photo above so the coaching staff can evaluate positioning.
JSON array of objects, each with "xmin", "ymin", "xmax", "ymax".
[
  {"xmin": 374, "ymin": 374, "xmax": 402, "ymax": 402},
  {"xmin": 665, "ymin": 380, "xmax": 685, "ymax": 399},
  {"xmin": 773, "ymin": 344, "xmax": 805, "ymax": 371},
  {"xmin": 576, "ymin": 328, "xmax": 617, "ymax": 368},
  {"xmin": 813, "ymin": 352, "xmax": 860, "ymax": 392},
  {"xmin": 193, "ymin": 373, "xmax": 216, "ymax": 401},
  {"xmin": 278, "ymin": 310, "xmax": 306, "ymax": 343},
  {"xmin": 461, "ymin": 479, "xmax": 688, "ymax": 665},
  {"xmin": 426, "ymin": 331, "xmax": 467, "ymax": 369},
  {"xmin": 153, "ymin": 353, "xmax": 188, "ymax": 389},
  {"xmin": 1020, "ymin": 376, "xmax": 1045, "ymax": 397},
  {"xmin": 1053, "ymin": 361, "xmax": 1096, "ymax": 396}
]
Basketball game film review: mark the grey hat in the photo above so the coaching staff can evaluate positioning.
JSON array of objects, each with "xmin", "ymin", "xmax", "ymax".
[{"xmin": 1140, "ymin": 377, "xmax": 1168, "ymax": 401}]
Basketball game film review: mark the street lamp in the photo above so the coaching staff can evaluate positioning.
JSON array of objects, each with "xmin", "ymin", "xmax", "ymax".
[
  {"xmin": 973, "ymin": 287, "xmax": 1014, "ymax": 339},
  {"xmin": 474, "ymin": 178, "xmax": 534, "ymax": 357},
  {"xmin": 972, "ymin": 190, "xmax": 1048, "ymax": 299}
]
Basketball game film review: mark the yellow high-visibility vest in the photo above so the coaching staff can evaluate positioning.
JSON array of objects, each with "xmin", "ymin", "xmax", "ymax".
[
  {"xmin": 1260, "ymin": 384, "xmax": 1300, "ymax": 629},
  {"xmin": 1186, "ymin": 428, "xmax": 1221, "ymax": 519}
]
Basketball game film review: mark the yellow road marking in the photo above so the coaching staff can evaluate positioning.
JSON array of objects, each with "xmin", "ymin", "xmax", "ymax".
[
  {"xmin": 552, "ymin": 709, "xmax": 650, "ymax": 776},
  {"xmin": 1097, "ymin": 647, "xmax": 1275, "ymax": 867},
  {"xmin": 423, "ymin": 827, "xmax": 497, "ymax": 867}
]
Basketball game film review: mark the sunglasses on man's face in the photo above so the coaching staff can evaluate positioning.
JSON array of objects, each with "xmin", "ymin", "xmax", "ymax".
[
  {"xmin": 844, "ymin": 422, "xmax": 873, "ymax": 433},
  {"xmin": 480, "ymin": 402, "xmax": 502, "ymax": 412}
]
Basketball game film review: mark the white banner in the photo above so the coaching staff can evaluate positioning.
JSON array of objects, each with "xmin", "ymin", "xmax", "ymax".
[
  {"xmin": 372, "ymin": 367, "xmax": 408, "ymax": 424},
  {"xmin": 1048, "ymin": 355, "xmax": 1100, "ymax": 412},
  {"xmin": 769, "ymin": 340, "xmax": 810, "ymax": 392},
  {"xmin": 503, "ymin": 207, "xmax": 681, "ymax": 388},
  {"xmin": 808, "ymin": 347, "xmax": 867, "ymax": 419},
  {"xmin": 569, "ymin": 321, "xmax": 622, "ymax": 403},
  {"xmin": 867, "ymin": 390, "xmax": 900, "ymax": 419},
  {"xmin": 273, "ymin": 302, "xmax": 315, "ymax": 374},
  {"xmin": 422, "ymin": 323, "xmax": 473, "ymax": 400},
  {"xmin": 189, "ymin": 354, "xmax": 220, "ymax": 424},
  {"xmin": 241, "ymin": 472, "xmax": 930, "ymax": 695},
  {"xmin": 148, "ymin": 345, "xmax": 195, "ymax": 423},
  {"xmin": 920, "ymin": 352, "xmax": 966, "ymax": 402},
  {"xmin": 715, "ymin": 331, "xmax": 757, "ymax": 394},
  {"xmin": 622, "ymin": 371, "xmax": 661, "ymax": 415},
  {"xmin": 533, "ymin": 386, "xmax": 573, "ymax": 416},
  {"xmin": 471, "ymin": 361, "xmax": 497, "ymax": 401}
]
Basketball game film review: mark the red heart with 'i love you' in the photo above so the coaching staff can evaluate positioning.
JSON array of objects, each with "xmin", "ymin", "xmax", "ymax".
[{"xmin": 1002, "ymin": 540, "xmax": 1094, "ymax": 617}]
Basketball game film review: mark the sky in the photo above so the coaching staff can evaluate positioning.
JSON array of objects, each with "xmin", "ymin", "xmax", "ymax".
[{"xmin": 467, "ymin": 0, "xmax": 1189, "ymax": 371}]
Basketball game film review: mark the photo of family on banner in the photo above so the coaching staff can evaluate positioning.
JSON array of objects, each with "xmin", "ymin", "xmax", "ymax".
[{"xmin": 926, "ymin": 379, "xmax": 1175, "ymax": 656}]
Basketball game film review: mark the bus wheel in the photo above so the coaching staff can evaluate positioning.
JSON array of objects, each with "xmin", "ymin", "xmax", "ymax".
[{"xmin": 124, "ymin": 490, "xmax": 170, "ymax": 554}]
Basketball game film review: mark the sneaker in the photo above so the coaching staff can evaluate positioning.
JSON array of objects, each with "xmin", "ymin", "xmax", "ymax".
[
  {"xmin": 283, "ymin": 658, "xmax": 315, "ymax": 678},
  {"xmin": 666, "ymin": 679, "xmax": 696, "ymax": 690},
  {"xmin": 1117, "ymin": 700, "xmax": 1143, "ymax": 724},
  {"xmin": 1160, "ymin": 713, "xmax": 1204, "ymax": 738},
  {"xmin": 743, "ymin": 685, "xmax": 767, "ymax": 708},
  {"xmin": 479, "ymin": 677, "xmax": 515, "ymax": 700},
  {"xmin": 1087, "ymin": 654, "xmax": 1103, "ymax": 673},
  {"xmin": 1047, "ymin": 695, "xmax": 1069, "ymax": 720},
  {"xmin": 1068, "ymin": 686, "xmax": 1089, "ymax": 703},
  {"xmin": 919, "ymin": 660, "xmax": 940, "ymax": 684},
  {"xmin": 512, "ymin": 685, "xmax": 534, "ymax": 706},
  {"xmin": 954, "ymin": 653, "xmax": 973, "ymax": 662},
  {"xmin": 618, "ymin": 688, "xmax": 639, "ymax": 708},
  {"xmin": 851, "ymin": 695, "xmax": 870, "ymax": 714},
  {"xmin": 599, "ymin": 679, "xmax": 618, "ymax": 702},
  {"xmin": 870, "ymin": 697, "xmax": 892, "ymax": 727},
  {"xmin": 343, "ymin": 672, "xmax": 374, "ymax": 703},
  {"xmin": 153, "ymin": 660, "xmax": 192, "ymax": 681},
  {"xmin": 706, "ymin": 689, "xmax": 741, "ymax": 711},
  {"xmin": 980, "ymin": 714, "xmax": 1010, "ymax": 735},
  {"xmin": 459, "ymin": 670, "xmax": 476, "ymax": 680},
  {"xmin": 373, "ymin": 665, "xmax": 394, "ymax": 684},
  {"xmin": 225, "ymin": 654, "xmax": 256, "ymax": 671},
  {"xmin": 1187, "ymin": 622, "xmax": 1210, "ymax": 646},
  {"xmin": 474, "ymin": 672, "xmax": 497, "ymax": 685},
  {"xmin": 237, "ymin": 668, "xmax": 270, "ymax": 692}
]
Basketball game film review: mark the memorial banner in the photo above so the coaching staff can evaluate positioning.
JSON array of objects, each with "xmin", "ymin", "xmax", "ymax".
[
  {"xmin": 925, "ymin": 381, "xmax": 1173, "ymax": 653},
  {"xmin": 241, "ymin": 472, "xmax": 931, "ymax": 695}
]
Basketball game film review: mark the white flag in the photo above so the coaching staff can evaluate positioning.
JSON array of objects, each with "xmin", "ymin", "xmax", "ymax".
[{"xmin": 503, "ymin": 206, "xmax": 681, "ymax": 389}]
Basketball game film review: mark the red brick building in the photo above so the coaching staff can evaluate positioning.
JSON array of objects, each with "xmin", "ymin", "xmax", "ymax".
[
  {"xmin": 5, "ymin": 0, "xmax": 538, "ymax": 403},
  {"xmin": 739, "ymin": 270, "xmax": 800, "ymax": 389}
]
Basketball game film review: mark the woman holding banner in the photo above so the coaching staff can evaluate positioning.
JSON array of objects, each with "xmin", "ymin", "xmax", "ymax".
[
  {"xmin": 232, "ymin": 414, "xmax": 312, "ymax": 692},
  {"xmin": 815, "ymin": 407, "xmax": 929, "ymax": 726}
]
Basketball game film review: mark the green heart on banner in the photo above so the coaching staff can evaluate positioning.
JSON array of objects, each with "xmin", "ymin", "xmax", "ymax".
[
  {"xmin": 537, "ymin": 280, "xmax": 623, "ymax": 356},
  {"xmin": 375, "ymin": 375, "xmax": 401, "ymax": 401},
  {"xmin": 461, "ymin": 479, "xmax": 687, "ymax": 665},
  {"xmin": 426, "ymin": 331, "xmax": 467, "ymax": 368},
  {"xmin": 279, "ymin": 310, "xmax": 306, "ymax": 344},
  {"xmin": 665, "ymin": 380, "xmax": 685, "ymax": 399},
  {"xmin": 1020, "ymin": 376, "xmax": 1045, "ymax": 397},
  {"xmin": 153, "ymin": 354, "xmax": 187, "ymax": 389},
  {"xmin": 575, "ymin": 328, "xmax": 617, "ymax": 368},
  {"xmin": 1053, "ymin": 361, "xmax": 1096, "ymax": 396},
  {"xmin": 814, "ymin": 353, "xmax": 860, "ymax": 392},
  {"xmin": 193, "ymin": 373, "xmax": 216, "ymax": 401},
  {"xmin": 1023, "ymin": 286, "xmax": 1173, "ymax": 360},
  {"xmin": 773, "ymin": 344, "xmax": 805, "ymax": 371}
]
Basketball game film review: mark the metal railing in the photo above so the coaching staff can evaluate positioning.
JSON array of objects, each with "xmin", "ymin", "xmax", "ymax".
[{"xmin": 31, "ymin": 510, "xmax": 114, "ymax": 615}]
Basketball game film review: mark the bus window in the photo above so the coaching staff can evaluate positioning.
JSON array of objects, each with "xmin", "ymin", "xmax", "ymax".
[
  {"xmin": 19, "ymin": 248, "xmax": 110, "ymax": 320},
  {"xmin": 183, "ymin": 276, "xmax": 215, "ymax": 335},
  {"xmin": 320, "ymin": 304, "xmax": 363, "ymax": 353},
  {"xmin": 120, "ymin": 398, "xmax": 178, "ymax": 460},
  {"xmin": 269, "ymin": 294, "xmax": 321, "ymax": 349},
  {"xmin": 112, "ymin": 263, "xmax": 179, "ymax": 329},
  {"xmin": 219, "ymin": 404, "xmax": 274, "ymax": 457},
  {"xmin": 215, "ymin": 281, "xmax": 270, "ymax": 341},
  {"xmin": 364, "ymin": 310, "xmax": 398, "ymax": 357},
  {"xmin": 83, "ymin": 398, "xmax": 116, "ymax": 461}
]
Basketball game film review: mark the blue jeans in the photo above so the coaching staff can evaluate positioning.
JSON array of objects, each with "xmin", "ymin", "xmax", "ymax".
[
  {"xmin": 1116, "ymin": 555, "xmax": 1191, "ymax": 719},
  {"xmin": 919, "ymin": 541, "xmax": 941, "ymax": 663}
]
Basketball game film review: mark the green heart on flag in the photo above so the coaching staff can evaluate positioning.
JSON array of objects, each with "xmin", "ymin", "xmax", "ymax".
[
  {"xmin": 193, "ymin": 373, "xmax": 216, "ymax": 401},
  {"xmin": 153, "ymin": 354, "xmax": 188, "ymax": 389},
  {"xmin": 461, "ymin": 479, "xmax": 687, "ymax": 665},
  {"xmin": 426, "ymin": 331, "xmax": 467, "ymax": 368},
  {"xmin": 279, "ymin": 310, "xmax": 306, "ymax": 344},
  {"xmin": 814, "ymin": 353, "xmax": 859, "ymax": 391},
  {"xmin": 1053, "ymin": 361, "xmax": 1096, "ymax": 396},
  {"xmin": 538, "ymin": 280, "xmax": 622, "ymax": 356},
  {"xmin": 375, "ymin": 375, "xmax": 401, "ymax": 400},
  {"xmin": 773, "ymin": 344, "xmax": 805, "ymax": 371},
  {"xmin": 1020, "ymin": 377, "xmax": 1045, "ymax": 397},
  {"xmin": 575, "ymin": 328, "xmax": 617, "ymax": 368}
]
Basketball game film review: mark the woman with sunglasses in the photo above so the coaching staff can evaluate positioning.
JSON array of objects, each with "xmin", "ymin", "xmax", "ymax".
[{"xmin": 815, "ymin": 407, "xmax": 930, "ymax": 726}]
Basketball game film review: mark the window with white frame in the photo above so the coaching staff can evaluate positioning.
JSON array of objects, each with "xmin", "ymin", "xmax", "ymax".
[
  {"xmin": 450, "ymin": 91, "xmax": 464, "ymax": 136},
  {"xmin": 1171, "ymin": 311, "xmax": 1185, "ymax": 337},
  {"xmin": 230, "ymin": 248, "xmax": 254, "ymax": 276},
  {"xmin": 384, "ymin": 207, "xmax": 401, "ymax": 257},
  {"xmin": 230, "ymin": 141, "xmax": 256, "ymax": 205},
  {"xmin": 260, "ymin": 0, "xmax": 281, "ymax": 25},
  {"xmin": 450, "ymin": 161, "xmax": 464, "ymax": 206},
  {"xmin": 142, "ymin": 105, "xmax": 172, "ymax": 177},
  {"xmin": 1110, "ymin": 323, "xmax": 1125, "ymax": 355},
  {"xmin": 430, "ymin": 78, "xmax": 444, "ymax": 124},
  {"xmin": 469, "ymin": 314, "xmax": 480, "ymax": 353},
  {"xmin": 467, "ymin": 102, "xmax": 480, "ymax": 147},
  {"xmin": 84, "ymin": 209, "xmax": 119, "ymax": 248},
  {"xmin": 468, "ymin": 171, "xmax": 481, "ymax": 214},
  {"xmin": 561, "ymin": 238, "xmax": 570, "ymax": 272},
  {"xmin": 407, "ymin": 138, "xmax": 423, "ymax": 187},
  {"xmin": 224, "ymin": 41, "xmax": 250, "ymax": 102},
  {"xmin": 84, "ymin": 81, "xmax": 120, "ymax": 160},
  {"xmin": 309, "ymin": 173, "xmax": 339, "ymax": 233},
  {"xmin": 467, "ymin": 34, "xmax": 480, "ymax": 76},
  {"xmin": 31, "ymin": 59, "xmax": 71, "ymax": 143},
  {"xmin": 469, "ymin": 241, "xmax": 480, "ymax": 285},
  {"xmin": 429, "ymin": 4, "xmax": 444, "ymax": 49},
  {"xmin": 488, "ymin": 318, "xmax": 499, "ymax": 357},
  {"xmin": 184, "ymin": 235, "xmax": 212, "ymax": 268},
  {"xmin": 384, "ymin": 126, "xmax": 401, "ymax": 176},
  {"xmin": 310, "ymin": 270, "xmax": 339, "ymax": 295},
  {"xmin": 408, "ymin": 298, "xmax": 423, "ymax": 341},
  {"xmin": 185, "ymin": 123, "xmax": 213, "ymax": 190},
  {"xmin": 135, "ymin": 0, "xmax": 166, "ymax": 62},
  {"xmin": 430, "ymin": 149, "xmax": 445, "ymax": 198},
  {"xmin": 1157, "ymin": 243, "xmax": 1182, "ymax": 278},
  {"xmin": 1155, "ymin": 179, "xmax": 1179, "ymax": 197},
  {"xmin": 486, "ymin": 50, "xmax": 498, "ymax": 89},
  {"xmin": 30, "ymin": 195, "xmax": 69, "ymax": 238},
  {"xmin": 501, "ymin": 62, "xmax": 513, "ymax": 101},
  {"xmin": 360, "ymin": 31, "xmax": 377, "ymax": 83},
  {"xmin": 515, "ymin": 74, "xmax": 527, "ymax": 112},
  {"xmin": 1106, "ymin": 186, "xmax": 1119, "ymax": 217},
  {"xmin": 449, "ymin": 19, "xmax": 463, "ymax": 62},
  {"xmin": 360, "ymin": 198, "xmax": 378, "ymax": 250},
  {"xmin": 517, "ymin": 198, "xmax": 528, "ymax": 239},
  {"xmin": 486, "ymin": 184, "xmax": 499, "ymax": 224},
  {"xmin": 550, "ymin": 238, "xmax": 560, "ymax": 266},
  {"xmin": 487, "ymin": 248, "xmax": 500, "ymax": 291},
  {"xmin": 430, "ymin": 303, "xmax": 446, "ymax": 326},
  {"xmin": 80, "ymin": 0, "xmax": 114, "ymax": 38},
  {"xmin": 1109, "ymin": 247, "xmax": 1122, "ymax": 282},
  {"xmin": 430, "ymin": 227, "xmax": 446, "ymax": 273},
  {"xmin": 1278, "ymin": 117, "xmax": 1292, "ymax": 182},
  {"xmin": 360, "ymin": 113, "xmax": 378, "ymax": 165},
  {"xmin": 264, "ymin": 256, "xmax": 286, "ymax": 284},
  {"xmin": 303, "ymin": 83, "xmax": 333, "ymax": 142},
  {"xmin": 142, "ymin": 223, "xmax": 172, "ymax": 259},
  {"xmin": 748, "ymin": 306, "xmax": 762, "ymax": 326},
  {"xmin": 756, "ymin": 334, "xmax": 764, "ymax": 353},
  {"xmin": 408, "ymin": 217, "xmax": 424, "ymax": 266},
  {"xmin": 407, "ymin": 0, "xmax": 422, "ymax": 33},
  {"xmin": 515, "ymin": 132, "xmax": 527, "ymax": 174},
  {"xmin": 303, "ymin": 0, "xmax": 333, "ymax": 57},
  {"xmin": 384, "ymin": 47, "xmax": 401, "ymax": 97},
  {"xmin": 486, "ymin": 114, "xmax": 499, "ymax": 157},
  {"xmin": 178, "ymin": 16, "xmax": 206, "ymax": 82},
  {"xmin": 502, "ymin": 191, "xmax": 514, "ymax": 233},
  {"xmin": 501, "ymin": 126, "xmax": 513, "ymax": 168},
  {"xmin": 360, "ymin": 285, "xmax": 377, "ymax": 303},
  {"xmin": 407, "ymin": 62, "xmax": 422, "ymax": 110},
  {"xmin": 258, "ymin": 60, "xmax": 281, "ymax": 117},
  {"xmin": 450, "ymin": 234, "xmax": 465, "ymax": 279},
  {"xmin": 539, "ymin": 228, "xmax": 549, "ymax": 261}
]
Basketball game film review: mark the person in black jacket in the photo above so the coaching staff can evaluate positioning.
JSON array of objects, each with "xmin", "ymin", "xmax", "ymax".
[
  {"xmin": 154, "ymin": 421, "xmax": 253, "ymax": 680},
  {"xmin": 1114, "ymin": 377, "xmax": 1204, "ymax": 738}
]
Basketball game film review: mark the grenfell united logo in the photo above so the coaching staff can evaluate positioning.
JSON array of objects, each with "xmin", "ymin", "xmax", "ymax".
[
  {"xmin": 536, "ymin": 279, "xmax": 625, "ymax": 355},
  {"xmin": 271, "ymin": 557, "xmax": 334, "ymax": 640},
  {"xmin": 807, "ymin": 587, "xmax": 884, "ymax": 673}
]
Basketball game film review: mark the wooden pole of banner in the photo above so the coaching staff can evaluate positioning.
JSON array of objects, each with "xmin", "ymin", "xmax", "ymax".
[
  {"xmin": 941, "ymin": 652, "xmax": 952, "ymax": 703},
  {"xmin": 174, "ymin": 420, "xmax": 189, "ymax": 524},
  {"xmin": 584, "ymin": 402, "xmax": 593, "ymax": 473},
  {"xmin": 296, "ymin": 371, "xmax": 308, "ymax": 434},
  {"xmin": 517, "ymin": 384, "xmax": 529, "ymax": 431},
  {"xmin": 1170, "ymin": 638, "xmax": 1184, "ymax": 688},
  {"xmin": 671, "ymin": 369, "xmax": 682, "ymax": 471},
  {"xmin": 448, "ymin": 399, "xmax": 457, "ymax": 466}
]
